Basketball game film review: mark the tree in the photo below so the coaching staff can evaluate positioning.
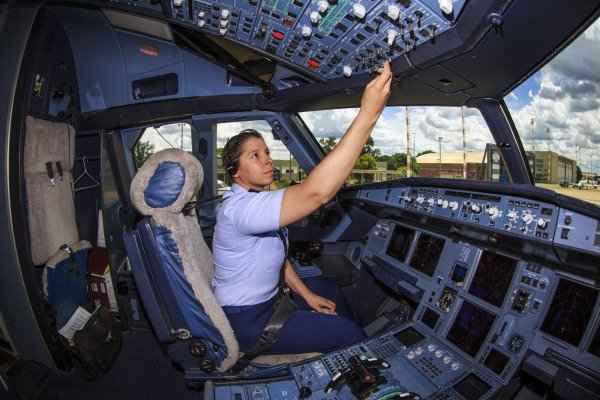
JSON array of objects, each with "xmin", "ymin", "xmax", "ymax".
[
  {"xmin": 417, "ymin": 149, "xmax": 435, "ymax": 157},
  {"xmin": 319, "ymin": 136, "xmax": 337, "ymax": 154},
  {"xmin": 355, "ymin": 154, "xmax": 377, "ymax": 170},
  {"xmin": 576, "ymin": 166, "xmax": 583, "ymax": 182},
  {"xmin": 216, "ymin": 147, "xmax": 224, "ymax": 159},
  {"xmin": 134, "ymin": 141, "xmax": 155, "ymax": 168},
  {"xmin": 361, "ymin": 137, "xmax": 381, "ymax": 158}
]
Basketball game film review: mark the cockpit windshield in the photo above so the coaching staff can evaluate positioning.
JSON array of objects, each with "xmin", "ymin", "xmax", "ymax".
[
  {"xmin": 300, "ymin": 107, "xmax": 509, "ymax": 186},
  {"xmin": 504, "ymin": 16, "xmax": 600, "ymax": 208}
]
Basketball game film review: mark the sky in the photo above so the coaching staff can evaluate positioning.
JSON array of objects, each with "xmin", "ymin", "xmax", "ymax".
[{"xmin": 141, "ymin": 17, "xmax": 600, "ymax": 174}]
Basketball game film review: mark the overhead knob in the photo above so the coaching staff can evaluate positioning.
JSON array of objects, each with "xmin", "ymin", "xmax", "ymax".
[
  {"xmin": 352, "ymin": 3, "xmax": 367, "ymax": 19},
  {"xmin": 537, "ymin": 218, "xmax": 548, "ymax": 230},
  {"xmin": 427, "ymin": 198, "xmax": 435, "ymax": 206},
  {"xmin": 387, "ymin": 29, "xmax": 398, "ymax": 46},
  {"xmin": 522, "ymin": 212, "xmax": 534, "ymax": 225},
  {"xmin": 173, "ymin": 0, "xmax": 184, "ymax": 7},
  {"xmin": 198, "ymin": 11, "xmax": 205, "ymax": 18},
  {"xmin": 219, "ymin": 27, "xmax": 228, "ymax": 35},
  {"xmin": 442, "ymin": 199, "xmax": 449, "ymax": 208},
  {"xmin": 301, "ymin": 25, "xmax": 312, "ymax": 37},
  {"xmin": 449, "ymin": 201, "xmax": 459, "ymax": 211},
  {"xmin": 318, "ymin": 0, "xmax": 329, "ymax": 13},
  {"xmin": 220, "ymin": 8, "xmax": 230, "ymax": 18},
  {"xmin": 470, "ymin": 204, "xmax": 481, "ymax": 214},
  {"xmin": 343, "ymin": 65, "xmax": 353, "ymax": 77},
  {"xmin": 387, "ymin": 4, "xmax": 400, "ymax": 20},
  {"xmin": 310, "ymin": 10, "xmax": 322, "ymax": 24},
  {"xmin": 416, "ymin": 196, "xmax": 425, "ymax": 204},
  {"xmin": 219, "ymin": 19, "xmax": 229, "ymax": 27},
  {"xmin": 488, "ymin": 207, "xmax": 500, "ymax": 219},
  {"xmin": 437, "ymin": 199, "xmax": 444, "ymax": 206},
  {"xmin": 197, "ymin": 19, "xmax": 206, "ymax": 27}
]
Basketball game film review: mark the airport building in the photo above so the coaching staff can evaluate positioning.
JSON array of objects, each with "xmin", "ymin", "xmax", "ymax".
[{"xmin": 416, "ymin": 151, "xmax": 487, "ymax": 180}]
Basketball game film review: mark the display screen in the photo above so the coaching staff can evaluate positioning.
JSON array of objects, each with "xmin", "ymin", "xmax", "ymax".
[
  {"xmin": 469, "ymin": 251, "xmax": 517, "ymax": 307},
  {"xmin": 409, "ymin": 234, "xmax": 445, "ymax": 277},
  {"xmin": 484, "ymin": 348, "xmax": 510, "ymax": 375},
  {"xmin": 394, "ymin": 327, "xmax": 425, "ymax": 347},
  {"xmin": 453, "ymin": 373, "xmax": 491, "ymax": 400},
  {"xmin": 588, "ymin": 324, "xmax": 600, "ymax": 358},
  {"xmin": 451, "ymin": 264, "xmax": 468, "ymax": 287},
  {"xmin": 541, "ymin": 279, "xmax": 598, "ymax": 347},
  {"xmin": 447, "ymin": 301, "xmax": 496, "ymax": 357},
  {"xmin": 421, "ymin": 308, "xmax": 440, "ymax": 330},
  {"xmin": 386, "ymin": 225, "xmax": 415, "ymax": 262}
]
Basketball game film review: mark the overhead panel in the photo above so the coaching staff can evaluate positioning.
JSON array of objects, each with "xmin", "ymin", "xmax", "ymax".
[{"xmin": 103, "ymin": 0, "xmax": 467, "ymax": 80}]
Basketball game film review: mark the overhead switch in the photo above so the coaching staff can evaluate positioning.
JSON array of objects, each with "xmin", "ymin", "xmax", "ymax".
[
  {"xmin": 386, "ymin": 5, "xmax": 400, "ymax": 20},
  {"xmin": 438, "ymin": 0, "xmax": 453, "ymax": 15},
  {"xmin": 318, "ymin": 0, "xmax": 329, "ymax": 13},
  {"xmin": 387, "ymin": 29, "xmax": 398, "ymax": 46},
  {"xmin": 219, "ymin": 27, "xmax": 228, "ymax": 35},
  {"xmin": 310, "ymin": 11, "xmax": 322, "ymax": 24},
  {"xmin": 301, "ymin": 25, "xmax": 312, "ymax": 37},
  {"xmin": 173, "ymin": 0, "xmax": 184, "ymax": 7},
  {"xmin": 352, "ymin": 3, "xmax": 367, "ymax": 19},
  {"xmin": 343, "ymin": 65, "xmax": 353, "ymax": 77},
  {"xmin": 220, "ymin": 8, "xmax": 230, "ymax": 19}
]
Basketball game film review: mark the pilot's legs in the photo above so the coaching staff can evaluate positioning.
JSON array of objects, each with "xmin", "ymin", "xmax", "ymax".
[{"xmin": 224, "ymin": 276, "xmax": 366, "ymax": 354}]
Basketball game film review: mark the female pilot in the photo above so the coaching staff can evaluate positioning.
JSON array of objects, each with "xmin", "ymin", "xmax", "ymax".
[{"xmin": 212, "ymin": 62, "xmax": 392, "ymax": 354}]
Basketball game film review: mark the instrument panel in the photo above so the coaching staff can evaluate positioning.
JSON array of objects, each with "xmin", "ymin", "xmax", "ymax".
[{"xmin": 102, "ymin": 0, "xmax": 466, "ymax": 80}]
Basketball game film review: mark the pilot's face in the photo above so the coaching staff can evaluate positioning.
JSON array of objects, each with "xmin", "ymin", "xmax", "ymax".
[{"xmin": 233, "ymin": 136, "xmax": 274, "ymax": 190}]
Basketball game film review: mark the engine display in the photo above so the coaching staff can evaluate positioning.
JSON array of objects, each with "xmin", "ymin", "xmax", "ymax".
[
  {"xmin": 386, "ymin": 225, "xmax": 415, "ymax": 263},
  {"xmin": 484, "ymin": 348, "xmax": 510, "ymax": 375},
  {"xmin": 409, "ymin": 233, "xmax": 445, "ymax": 277},
  {"xmin": 447, "ymin": 301, "xmax": 496, "ymax": 357},
  {"xmin": 453, "ymin": 373, "xmax": 492, "ymax": 400},
  {"xmin": 541, "ymin": 279, "xmax": 598, "ymax": 347},
  {"xmin": 393, "ymin": 326, "xmax": 425, "ymax": 347},
  {"xmin": 420, "ymin": 307, "xmax": 440, "ymax": 330},
  {"xmin": 468, "ymin": 251, "xmax": 518, "ymax": 308}
]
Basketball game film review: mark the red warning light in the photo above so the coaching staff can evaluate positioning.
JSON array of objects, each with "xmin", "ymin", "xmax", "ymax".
[
  {"xmin": 271, "ymin": 30, "xmax": 285, "ymax": 41},
  {"xmin": 139, "ymin": 44, "xmax": 159, "ymax": 57},
  {"xmin": 307, "ymin": 58, "xmax": 320, "ymax": 70}
]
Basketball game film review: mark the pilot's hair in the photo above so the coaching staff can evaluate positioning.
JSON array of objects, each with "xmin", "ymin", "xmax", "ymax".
[{"xmin": 222, "ymin": 129, "xmax": 263, "ymax": 183}]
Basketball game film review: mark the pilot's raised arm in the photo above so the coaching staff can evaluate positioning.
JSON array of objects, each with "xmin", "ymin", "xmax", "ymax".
[{"xmin": 212, "ymin": 62, "xmax": 391, "ymax": 355}]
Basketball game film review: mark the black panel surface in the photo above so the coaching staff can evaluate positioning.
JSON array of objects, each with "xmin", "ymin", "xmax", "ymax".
[
  {"xmin": 386, "ymin": 225, "xmax": 415, "ymax": 263},
  {"xmin": 453, "ymin": 373, "xmax": 491, "ymax": 400},
  {"xmin": 409, "ymin": 233, "xmax": 444, "ymax": 277}
]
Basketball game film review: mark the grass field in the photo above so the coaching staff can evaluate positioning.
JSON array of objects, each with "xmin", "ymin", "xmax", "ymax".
[{"xmin": 537, "ymin": 184, "xmax": 600, "ymax": 206}]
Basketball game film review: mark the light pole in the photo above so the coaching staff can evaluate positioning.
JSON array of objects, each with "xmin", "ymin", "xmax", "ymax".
[
  {"xmin": 438, "ymin": 136, "xmax": 443, "ymax": 178},
  {"xmin": 462, "ymin": 107, "xmax": 467, "ymax": 179},
  {"xmin": 406, "ymin": 106, "xmax": 411, "ymax": 177},
  {"xmin": 530, "ymin": 117, "xmax": 536, "ymax": 151}
]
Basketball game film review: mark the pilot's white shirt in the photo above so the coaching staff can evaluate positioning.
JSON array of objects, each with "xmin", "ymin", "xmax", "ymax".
[{"xmin": 212, "ymin": 184, "xmax": 287, "ymax": 307}]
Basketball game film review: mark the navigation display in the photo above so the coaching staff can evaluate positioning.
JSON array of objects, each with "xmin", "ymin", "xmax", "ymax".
[
  {"xmin": 386, "ymin": 225, "xmax": 415, "ymax": 262},
  {"xmin": 484, "ymin": 348, "xmax": 510, "ymax": 375},
  {"xmin": 421, "ymin": 308, "xmax": 440, "ymax": 330},
  {"xmin": 453, "ymin": 374, "xmax": 491, "ymax": 400},
  {"xmin": 447, "ymin": 302, "xmax": 496, "ymax": 357},
  {"xmin": 541, "ymin": 279, "xmax": 598, "ymax": 346},
  {"xmin": 469, "ymin": 251, "xmax": 518, "ymax": 307},
  {"xmin": 409, "ymin": 234, "xmax": 445, "ymax": 277}
]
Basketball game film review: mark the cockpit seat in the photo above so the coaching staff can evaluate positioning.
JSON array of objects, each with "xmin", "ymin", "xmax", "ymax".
[{"xmin": 124, "ymin": 149, "xmax": 318, "ymax": 382}]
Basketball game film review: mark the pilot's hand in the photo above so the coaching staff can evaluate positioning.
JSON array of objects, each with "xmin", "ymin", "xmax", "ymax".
[
  {"xmin": 360, "ymin": 61, "xmax": 392, "ymax": 119},
  {"xmin": 305, "ymin": 293, "xmax": 337, "ymax": 315}
]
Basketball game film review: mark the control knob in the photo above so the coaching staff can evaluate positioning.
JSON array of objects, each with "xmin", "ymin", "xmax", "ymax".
[
  {"xmin": 438, "ymin": 0, "xmax": 453, "ymax": 15},
  {"xmin": 522, "ymin": 212, "xmax": 534, "ymax": 225},
  {"xmin": 449, "ymin": 201, "xmax": 459, "ymax": 211},
  {"xmin": 352, "ymin": 3, "xmax": 367, "ymax": 19},
  {"xmin": 507, "ymin": 209, "xmax": 518, "ymax": 221},
  {"xmin": 451, "ymin": 362, "xmax": 460, "ymax": 371},
  {"xmin": 537, "ymin": 218, "xmax": 548, "ymax": 230},
  {"xmin": 318, "ymin": 0, "xmax": 329, "ymax": 13},
  {"xmin": 442, "ymin": 356, "xmax": 452, "ymax": 364},
  {"xmin": 437, "ymin": 199, "xmax": 444, "ymax": 206},
  {"xmin": 487, "ymin": 206, "xmax": 500, "ymax": 219},
  {"xmin": 173, "ymin": 0, "xmax": 184, "ymax": 7},
  {"xmin": 416, "ymin": 196, "xmax": 425, "ymax": 205},
  {"xmin": 219, "ymin": 27, "xmax": 228, "ymax": 35},
  {"xmin": 301, "ymin": 25, "xmax": 312, "ymax": 37},
  {"xmin": 442, "ymin": 199, "xmax": 449, "ymax": 208},
  {"xmin": 310, "ymin": 11, "xmax": 322, "ymax": 24},
  {"xmin": 427, "ymin": 198, "xmax": 435, "ymax": 207},
  {"xmin": 386, "ymin": 5, "xmax": 400, "ymax": 20},
  {"xmin": 220, "ymin": 8, "xmax": 230, "ymax": 18},
  {"xmin": 219, "ymin": 19, "xmax": 229, "ymax": 27},
  {"xmin": 470, "ymin": 203, "xmax": 481, "ymax": 214}
]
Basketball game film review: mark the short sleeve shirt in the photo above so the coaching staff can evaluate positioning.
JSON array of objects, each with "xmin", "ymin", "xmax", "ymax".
[{"xmin": 212, "ymin": 184, "xmax": 287, "ymax": 306}]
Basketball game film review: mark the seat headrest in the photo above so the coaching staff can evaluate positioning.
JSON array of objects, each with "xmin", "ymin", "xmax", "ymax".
[{"xmin": 130, "ymin": 149, "xmax": 204, "ymax": 216}]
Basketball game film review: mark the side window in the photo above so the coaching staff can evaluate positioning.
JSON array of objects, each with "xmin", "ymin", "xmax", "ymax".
[
  {"xmin": 133, "ymin": 122, "xmax": 192, "ymax": 169},
  {"xmin": 216, "ymin": 120, "xmax": 305, "ymax": 192},
  {"xmin": 300, "ymin": 107, "xmax": 501, "ymax": 185}
]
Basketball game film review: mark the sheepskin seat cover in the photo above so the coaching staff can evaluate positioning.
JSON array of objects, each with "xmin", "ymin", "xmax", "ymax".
[
  {"xmin": 130, "ymin": 149, "xmax": 239, "ymax": 371},
  {"xmin": 24, "ymin": 116, "xmax": 78, "ymax": 265}
]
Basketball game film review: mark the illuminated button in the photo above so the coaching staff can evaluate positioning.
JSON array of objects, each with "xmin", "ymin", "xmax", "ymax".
[
  {"xmin": 427, "ymin": 198, "xmax": 435, "ymax": 207},
  {"xmin": 416, "ymin": 196, "xmax": 425, "ymax": 204},
  {"xmin": 437, "ymin": 199, "xmax": 444, "ymax": 206},
  {"xmin": 310, "ymin": 11, "xmax": 322, "ymax": 24},
  {"xmin": 220, "ymin": 19, "xmax": 229, "ymax": 27},
  {"xmin": 271, "ymin": 30, "xmax": 285, "ymax": 41},
  {"xmin": 352, "ymin": 3, "xmax": 367, "ymax": 19},
  {"xmin": 488, "ymin": 206, "xmax": 500, "ymax": 218},
  {"xmin": 387, "ymin": 4, "xmax": 400, "ymax": 20},
  {"xmin": 442, "ymin": 199, "xmax": 449, "ymax": 208},
  {"xmin": 387, "ymin": 29, "xmax": 398, "ymax": 46},
  {"xmin": 407, "ymin": 351, "xmax": 416, "ymax": 360},
  {"xmin": 318, "ymin": 0, "xmax": 329, "ymax": 13},
  {"xmin": 197, "ymin": 19, "xmax": 206, "ymax": 27},
  {"xmin": 438, "ymin": 0, "xmax": 453, "ymax": 15},
  {"xmin": 449, "ymin": 201, "xmax": 459, "ymax": 211},
  {"xmin": 434, "ymin": 350, "xmax": 443, "ymax": 358},
  {"xmin": 451, "ymin": 362, "xmax": 460, "ymax": 371},
  {"xmin": 198, "ymin": 11, "xmax": 205, "ymax": 17},
  {"xmin": 427, "ymin": 344, "xmax": 437, "ymax": 352},
  {"xmin": 301, "ymin": 25, "xmax": 312, "ymax": 37},
  {"xmin": 537, "ymin": 218, "xmax": 548, "ymax": 230},
  {"xmin": 219, "ymin": 27, "xmax": 228, "ymax": 35},
  {"xmin": 443, "ymin": 356, "xmax": 452, "ymax": 364},
  {"xmin": 471, "ymin": 204, "xmax": 481, "ymax": 213},
  {"xmin": 415, "ymin": 347, "xmax": 423, "ymax": 356},
  {"xmin": 307, "ymin": 58, "xmax": 321, "ymax": 70},
  {"xmin": 173, "ymin": 0, "xmax": 184, "ymax": 7},
  {"xmin": 343, "ymin": 65, "xmax": 353, "ymax": 77},
  {"xmin": 220, "ymin": 8, "xmax": 230, "ymax": 18}
]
